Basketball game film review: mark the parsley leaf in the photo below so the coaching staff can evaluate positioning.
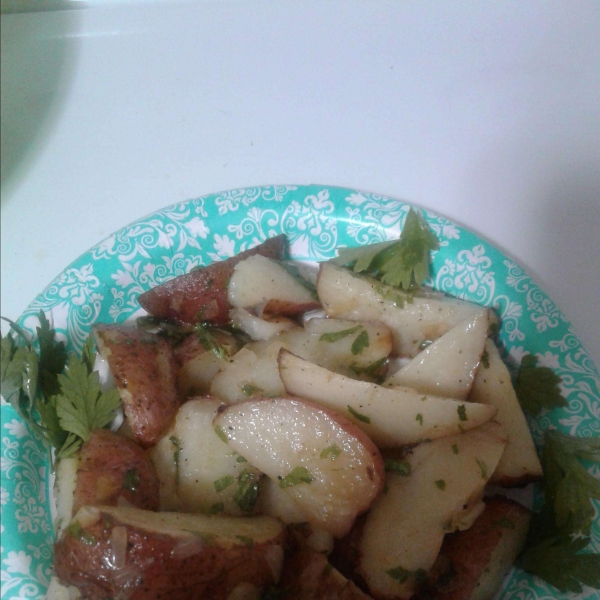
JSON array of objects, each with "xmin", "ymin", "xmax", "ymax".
[
  {"xmin": 214, "ymin": 475, "xmax": 234, "ymax": 492},
  {"xmin": 234, "ymin": 469, "xmax": 260, "ymax": 513},
  {"xmin": 514, "ymin": 354, "xmax": 566, "ymax": 416},
  {"xmin": 331, "ymin": 208, "xmax": 439, "ymax": 291},
  {"xmin": 195, "ymin": 323, "xmax": 229, "ymax": 360},
  {"xmin": 319, "ymin": 325, "xmax": 362, "ymax": 343},
  {"xmin": 518, "ymin": 535, "xmax": 600, "ymax": 594},
  {"xmin": 56, "ymin": 354, "xmax": 121, "ymax": 445},
  {"xmin": 320, "ymin": 445, "xmax": 341, "ymax": 460},
  {"xmin": 384, "ymin": 458, "xmax": 411, "ymax": 476},
  {"xmin": 36, "ymin": 312, "xmax": 67, "ymax": 397},
  {"xmin": 348, "ymin": 405, "xmax": 371, "ymax": 424},
  {"xmin": 351, "ymin": 330, "xmax": 369, "ymax": 355},
  {"xmin": 278, "ymin": 467, "xmax": 314, "ymax": 488}
]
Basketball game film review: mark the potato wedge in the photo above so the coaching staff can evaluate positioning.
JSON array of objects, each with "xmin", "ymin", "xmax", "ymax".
[
  {"xmin": 357, "ymin": 423, "xmax": 508, "ymax": 599},
  {"xmin": 73, "ymin": 429, "xmax": 159, "ymax": 514},
  {"xmin": 317, "ymin": 264, "xmax": 486, "ymax": 358},
  {"xmin": 279, "ymin": 548, "xmax": 374, "ymax": 599},
  {"xmin": 384, "ymin": 312, "xmax": 489, "ymax": 400},
  {"xmin": 151, "ymin": 398, "xmax": 262, "ymax": 516},
  {"xmin": 214, "ymin": 398, "xmax": 384, "ymax": 537},
  {"xmin": 469, "ymin": 340, "xmax": 542, "ymax": 486},
  {"xmin": 54, "ymin": 505, "xmax": 286, "ymax": 600},
  {"xmin": 174, "ymin": 329, "xmax": 241, "ymax": 397},
  {"xmin": 230, "ymin": 308, "xmax": 298, "ymax": 341},
  {"xmin": 94, "ymin": 325, "xmax": 180, "ymax": 447},
  {"xmin": 54, "ymin": 455, "xmax": 80, "ymax": 534},
  {"xmin": 419, "ymin": 496, "xmax": 531, "ymax": 600},
  {"xmin": 211, "ymin": 322, "xmax": 393, "ymax": 404},
  {"xmin": 228, "ymin": 255, "xmax": 321, "ymax": 316},
  {"xmin": 137, "ymin": 234, "xmax": 286, "ymax": 325},
  {"xmin": 279, "ymin": 350, "xmax": 497, "ymax": 447}
]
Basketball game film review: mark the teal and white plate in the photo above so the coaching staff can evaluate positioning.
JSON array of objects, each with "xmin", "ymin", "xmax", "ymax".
[{"xmin": 1, "ymin": 185, "xmax": 598, "ymax": 599}]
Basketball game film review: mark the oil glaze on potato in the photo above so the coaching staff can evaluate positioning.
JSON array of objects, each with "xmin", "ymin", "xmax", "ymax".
[
  {"xmin": 73, "ymin": 429, "xmax": 159, "ymax": 514},
  {"xmin": 54, "ymin": 506, "xmax": 286, "ymax": 600},
  {"xmin": 137, "ymin": 234, "xmax": 286, "ymax": 325},
  {"xmin": 94, "ymin": 325, "xmax": 181, "ymax": 447},
  {"xmin": 279, "ymin": 350, "xmax": 497, "ymax": 447},
  {"xmin": 214, "ymin": 398, "xmax": 384, "ymax": 538}
]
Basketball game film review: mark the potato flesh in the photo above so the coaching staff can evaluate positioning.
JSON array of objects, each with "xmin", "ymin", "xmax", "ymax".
[
  {"xmin": 384, "ymin": 312, "xmax": 489, "ymax": 400},
  {"xmin": 228, "ymin": 255, "xmax": 318, "ymax": 311},
  {"xmin": 211, "ymin": 321, "xmax": 393, "ymax": 404},
  {"xmin": 279, "ymin": 350, "xmax": 497, "ymax": 447},
  {"xmin": 214, "ymin": 398, "xmax": 384, "ymax": 538},
  {"xmin": 230, "ymin": 308, "xmax": 298, "ymax": 341},
  {"xmin": 358, "ymin": 423, "xmax": 508, "ymax": 599},
  {"xmin": 317, "ymin": 264, "xmax": 486, "ymax": 358},
  {"xmin": 151, "ymin": 398, "xmax": 262, "ymax": 515},
  {"xmin": 54, "ymin": 456, "xmax": 80, "ymax": 534},
  {"xmin": 469, "ymin": 340, "xmax": 543, "ymax": 486}
]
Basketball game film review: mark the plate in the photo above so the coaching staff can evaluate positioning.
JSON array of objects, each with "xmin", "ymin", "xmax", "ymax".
[{"xmin": 2, "ymin": 184, "xmax": 598, "ymax": 599}]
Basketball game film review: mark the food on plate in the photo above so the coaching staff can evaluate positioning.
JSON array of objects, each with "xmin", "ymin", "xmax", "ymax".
[
  {"xmin": 278, "ymin": 350, "xmax": 497, "ymax": 447},
  {"xmin": 214, "ymin": 397, "xmax": 385, "ymax": 537},
  {"xmin": 93, "ymin": 324, "xmax": 181, "ymax": 447},
  {"xmin": 353, "ymin": 422, "xmax": 508, "ymax": 599},
  {"xmin": 53, "ymin": 505, "xmax": 286, "ymax": 600},
  {"xmin": 415, "ymin": 496, "xmax": 531, "ymax": 600},
  {"xmin": 469, "ymin": 340, "xmax": 543, "ymax": 487},
  {"xmin": 228, "ymin": 254, "xmax": 321, "ymax": 316},
  {"xmin": 73, "ymin": 428, "xmax": 160, "ymax": 514},
  {"xmin": 137, "ymin": 233, "xmax": 286, "ymax": 325},
  {"xmin": 150, "ymin": 397, "xmax": 262, "ymax": 515},
  {"xmin": 383, "ymin": 312, "xmax": 489, "ymax": 400},
  {"xmin": 3, "ymin": 207, "xmax": 599, "ymax": 599}
]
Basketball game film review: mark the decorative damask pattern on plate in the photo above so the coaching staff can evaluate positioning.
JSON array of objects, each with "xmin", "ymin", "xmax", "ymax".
[{"xmin": 2, "ymin": 185, "xmax": 598, "ymax": 599}]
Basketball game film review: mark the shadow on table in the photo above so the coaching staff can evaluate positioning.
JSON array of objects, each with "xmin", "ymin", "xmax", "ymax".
[{"xmin": 1, "ymin": 7, "xmax": 80, "ymax": 200}]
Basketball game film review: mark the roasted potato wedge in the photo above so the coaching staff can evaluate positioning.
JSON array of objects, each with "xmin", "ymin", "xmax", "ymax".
[
  {"xmin": 384, "ymin": 312, "xmax": 489, "ymax": 400},
  {"xmin": 357, "ymin": 423, "xmax": 508, "ymax": 599},
  {"xmin": 94, "ymin": 325, "xmax": 181, "ymax": 447},
  {"xmin": 214, "ymin": 397, "xmax": 384, "ymax": 538},
  {"xmin": 54, "ymin": 505, "xmax": 286, "ymax": 600},
  {"xmin": 317, "ymin": 264, "xmax": 487, "ymax": 358},
  {"xmin": 418, "ymin": 496, "xmax": 531, "ymax": 600},
  {"xmin": 279, "ymin": 548, "xmax": 374, "ymax": 599},
  {"xmin": 73, "ymin": 429, "xmax": 159, "ymax": 514},
  {"xmin": 137, "ymin": 235, "xmax": 286, "ymax": 325},
  {"xmin": 174, "ymin": 329, "xmax": 242, "ymax": 397},
  {"xmin": 279, "ymin": 350, "xmax": 497, "ymax": 447},
  {"xmin": 228, "ymin": 255, "xmax": 321, "ymax": 316},
  {"xmin": 469, "ymin": 340, "xmax": 542, "ymax": 486}
]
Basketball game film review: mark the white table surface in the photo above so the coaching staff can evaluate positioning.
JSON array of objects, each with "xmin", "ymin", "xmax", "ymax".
[{"xmin": 1, "ymin": 0, "xmax": 599, "ymax": 367}]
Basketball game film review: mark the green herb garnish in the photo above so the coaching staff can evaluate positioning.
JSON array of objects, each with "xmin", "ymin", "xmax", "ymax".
[
  {"xmin": 384, "ymin": 459, "xmax": 411, "ymax": 476},
  {"xmin": 278, "ymin": 467, "xmax": 314, "ymax": 488},
  {"xmin": 331, "ymin": 208, "xmax": 439, "ymax": 291},
  {"xmin": 320, "ymin": 445, "xmax": 341, "ymax": 460},
  {"xmin": 195, "ymin": 322, "xmax": 229, "ymax": 360},
  {"xmin": 351, "ymin": 330, "xmax": 370, "ymax": 355},
  {"xmin": 214, "ymin": 475, "xmax": 234, "ymax": 492},
  {"xmin": 348, "ymin": 405, "xmax": 371, "ymax": 424},
  {"xmin": 457, "ymin": 405, "xmax": 467, "ymax": 422},
  {"xmin": 122, "ymin": 468, "xmax": 140, "ymax": 492},
  {"xmin": 319, "ymin": 325, "xmax": 362, "ymax": 344},
  {"xmin": 234, "ymin": 469, "xmax": 260, "ymax": 513},
  {"xmin": 435, "ymin": 479, "xmax": 446, "ymax": 490},
  {"xmin": 514, "ymin": 354, "xmax": 566, "ymax": 416}
]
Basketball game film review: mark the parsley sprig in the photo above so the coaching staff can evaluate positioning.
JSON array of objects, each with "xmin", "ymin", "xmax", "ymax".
[
  {"xmin": 515, "ymin": 354, "xmax": 567, "ymax": 416},
  {"xmin": 330, "ymin": 208, "xmax": 439, "ymax": 291},
  {"xmin": 518, "ymin": 431, "xmax": 600, "ymax": 593},
  {"xmin": 1, "ymin": 312, "xmax": 121, "ymax": 458}
]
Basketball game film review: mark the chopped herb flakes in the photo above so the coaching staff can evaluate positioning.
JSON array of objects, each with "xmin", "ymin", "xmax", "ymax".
[
  {"xmin": 319, "ymin": 325, "xmax": 362, "ymax": 343},
  {"xmin": 385, "ymin": 565, "xmax": 427, "ymax": 584},
  {"xmin": 475, "ymin": 458, "xmax": 488, "ymax": 480},
  {"xmin": 348, "ymin": 405, "xmax": 371, "ymax": 424},
  {"xmin": 416, "ymin": 413, "xmax": 423, "ymax": 426},
  {"xmin": 384, "ymin": 459, "xmax": 411, "ymax": 476},
  {"xmin": 195, "ymin": 323, "xmax": 229, "ymax": 360},
  {"xmin": 236, "ymin": 535, "xmax": 254, "ymax": 546},
  {"xmin": 214, "ymin": 475, "xmax": 234, "ymax": 492},
  {"xmin": 457, "ymin": 405, "xmax": 467, "ymax": 422},
  {"xmin": 241, "ymin": 384, "xmax": 263, "ymax": 397},
  {"xmin": 214, "ymin": 425, "xmax": 229, "ymax": 443},
  {"xmin": 451, "ymin": 444, "xmax": 459, "ymax": 455},
  {"xmin": 351, "ymin": 330, "xmax": 370, "ymax": 355},
  {"xmin": 67, "ymin": 522, "xmax": 96, "ymax": 546},
  {"xmin": 234, "ymin": 469, "xmax": 260, "ymax": 513},
  {"xmin": 320, "ymin": 445, "xmax": 341, "ymax": 460},
  {"xmin": 481, "ymin": 349, "xmax": 490, "ymax": 369},
  {"xmin": 278, "ymin": 467, "xmax": 314, "ymax": 488},
  {"xmin": 435, "ymin": 479, "xmax": 446, "ymax": 490},
  {"xmin": 122, "ymin": 468, "xmax": 140, "ymax": 493},
  {"xmin": 207, "ymin": 503, "xmax": 224, "ymax": 515}
]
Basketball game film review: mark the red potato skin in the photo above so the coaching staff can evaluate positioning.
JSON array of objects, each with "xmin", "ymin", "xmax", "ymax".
[
  {"xmin": 413, "ymin": 497, "xmax": 531, "ymax": 600},
  {"xmin": 262, "ymin": 299, "xmax": 322, "ymax": 317},
  {"xmin": 93, "ymin": 325, "xmax": 181, "ymax": 447},
  {"xmin": 138, "ymin": 234, "xmax": 287, "ymax": 325},
  {"xmin": 54, "ymin": 510, "xmax": 286, "ymax": 600},
  {"xmin": 73, "ymin": 429, "xmax": 160, "ymax": 514}
]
